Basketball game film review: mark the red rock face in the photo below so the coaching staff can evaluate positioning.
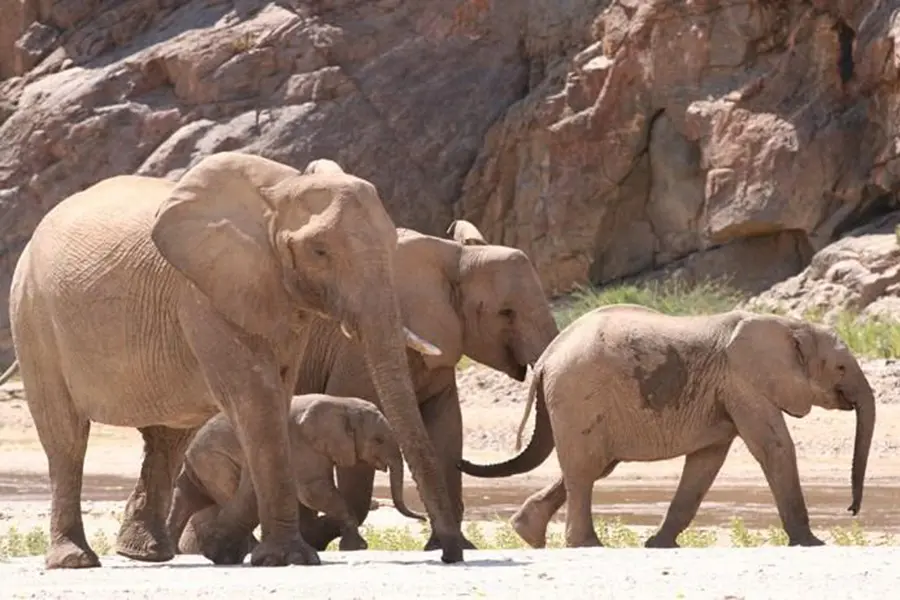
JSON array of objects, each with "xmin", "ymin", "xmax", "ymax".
[{"xmin": 0, "ymin": 0, "xmax": 898, "ymax": 362}]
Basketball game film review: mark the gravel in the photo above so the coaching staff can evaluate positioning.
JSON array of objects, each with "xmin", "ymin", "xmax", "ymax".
[{"xmin": 2, "ymin": 547, "xmax": 897, "ymax": 599}]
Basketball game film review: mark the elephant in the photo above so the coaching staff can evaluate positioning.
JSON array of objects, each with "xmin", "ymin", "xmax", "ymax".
[
  {"xmin": 167, "ymin": 393, "xmax": 425, "ymax": 555},
  {"xmin": 459, "ymin": 305, "xmax": 876, "ymax": 550},
  {"xmin": 6, "ymin": 151, "xmax": 464, "ymax": 569},
  {"xmin": 291, "ymin": 220, "xmax": 559, "ymax": 551}
]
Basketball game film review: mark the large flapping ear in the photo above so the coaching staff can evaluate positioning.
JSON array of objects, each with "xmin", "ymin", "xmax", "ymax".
[
  {"xmin": 725, "ymin": 314, "xmax": 816, "ymax": 418},
  {"xmin": 446, "ymin": 219, "xmax": 487, "ymax": 246},
  {"xmin": 296, "ymin": 400, "xmax": 358, "ymax": 468},
  {"xmin": 151, "ymin": 151, "xmax": 303, "ymax": 337},
  {"xmin": 392, "ymin": 230, "xmax": 465, "ymax": 367}
]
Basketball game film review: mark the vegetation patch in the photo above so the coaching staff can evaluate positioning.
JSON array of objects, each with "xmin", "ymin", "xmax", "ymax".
[{"xmin": 3, "ymin": 518, "xmax": 894, "ymax": 559}]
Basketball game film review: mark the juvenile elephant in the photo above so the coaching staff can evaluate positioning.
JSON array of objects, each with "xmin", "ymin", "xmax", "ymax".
[
  {"xmin": 167, "ymin": 394, "xmax": 425, "ymax": 555},
  {"xmin": 7, "ymin": 151, "xmax": 463, "ymax": 569},
  {"xmin": 460, "ymin": 305, "xmax": 876, "ymax": 549},
  {"xmin": 293, "ymin": 220, "xmax": 559, "ymax": 551}
]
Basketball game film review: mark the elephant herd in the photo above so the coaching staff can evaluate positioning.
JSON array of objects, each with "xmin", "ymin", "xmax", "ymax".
[{"xmin": 3, "ymin": 152, "xmax": 874, "ymax": 571}]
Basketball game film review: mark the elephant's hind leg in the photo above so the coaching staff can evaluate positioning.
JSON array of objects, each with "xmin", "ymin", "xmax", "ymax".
[
  {"xmin": 512, "ymin": 478, "xmax": 566, "ymax": 548},
  {"xmin": 512, "ymin": 461, "xmax": 618, "ymax": 548},
  {"xmin": 116, "ymin": 426, "xmax": 197, "ymax": 562},
  {"xmin": 645, "ymin": 439, "xmax": 733, "ymax": 548},
  {"xmin": 22, "ymin": 363, "xmax": 98, "ymax": 569}
]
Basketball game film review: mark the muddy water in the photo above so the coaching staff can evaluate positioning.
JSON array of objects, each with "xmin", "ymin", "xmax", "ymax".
[{"xmin": 2, "ymin": 472, "xmax": 898, "ymax": 532}]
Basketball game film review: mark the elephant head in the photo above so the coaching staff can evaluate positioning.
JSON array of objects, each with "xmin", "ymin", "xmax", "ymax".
[
  {"xmin": 149, "ymin": 152, "xmax": 459, "ymax": 559},
  {"xmin": 724, "ymin": 312, "xmax": 876, "ymax": 515},
  {"xmin": 357, "ymin": 411, "xmax": 427, "ymax": 523},
  {"xmin": 392, "ymin": 223, "xmax": 558, "ymax": 381}
]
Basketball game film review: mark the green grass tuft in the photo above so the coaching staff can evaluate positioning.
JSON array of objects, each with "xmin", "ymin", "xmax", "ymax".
[{"xmin": 2, "ymin": 517, "xmax": 896, "ymax": 558}]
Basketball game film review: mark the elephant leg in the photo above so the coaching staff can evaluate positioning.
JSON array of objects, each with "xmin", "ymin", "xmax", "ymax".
[
  {"xmin": 420, "ymin": 386, "xmax": 476, "ymax": 551},
  {"xmin": 511, "ymin": 478, "xmax": 566, "ymax": 549},
  {"xmin": 179, "ymin": 302, "xmax": 319, "ymax": 567},
  {"xmin": 563, "ymin": 474, "xmax": 601, "ymax": 548},
  {"xmin": 116, "ymin": 426, "xmax": 197, "ymax": 562},
  {"xmin": 166, "ymin": 467, "xmax": 216, "ymax": 554},
  {"xmin": 297, "ymin": 464, "xmax": 375, "ymax": 551},
  {"xmin": 645, "ymin": 439, "xmax": 734, "ymax": 548},
  {"xmin": 25, "ymin": 366, "xmax": 98, "ymax": 569},
  {"xmin": 728, "ymin": 400, "xmax": 824, "ymax": 546},
  {"xmin": 512, "ymin": 461, "xmax": 618, "ymax": 548},
  {"xmin": 296, "ymin": 478, "xmax": 367, "ymax": 551},
  {"xmin": 179, "ymin": 505, "xmax": 221, "ymax": 555}
]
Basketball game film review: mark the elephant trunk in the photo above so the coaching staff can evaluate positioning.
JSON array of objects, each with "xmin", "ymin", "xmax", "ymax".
[
  {"xmin": 848, "ymin": 375, "xmax": 876, "ymax": 516},
  {"xmin": 457, "ymin": 368, "xmax": 554, "ymax": 477},
  {"xmin": 387, "ymin": 452, "xmax": 427, "ymax": 522},
  {"xmin": 357, "ymin": 288, "xmax": 461, "ymax": 559}
]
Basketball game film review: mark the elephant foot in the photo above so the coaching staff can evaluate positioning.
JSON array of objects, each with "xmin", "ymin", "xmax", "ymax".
[
  {"xmin": 566, "ymin": 531, "xmax": 603, "ymax": 548},
  {"xmin": 788, "ymin": 532, "xmax": 826, "ymax": 547},
  {"xmin": 510, "ymin": 506, "xmax": 549, "ymax": 549},
  {"xmin": 46, "ymin": 539, "xmax": 101, "ymax": 570},
  {"xmin": 423, "ymin": 531, "xmax": 476, "ymax": 552},
  {"xmin": 115, "ymin": 517, "xmax": 174, "ymax": 562},
  {"xmin": 644, "ymin": 534, "xmax": 679, "ymax": 549},
  {"xmin": 338, "ymin": 531, "xmax": 368, "ymax": 551},
  {"xmin": 250, "ymin": 533, "xmax": 321, "ymax": 566}
]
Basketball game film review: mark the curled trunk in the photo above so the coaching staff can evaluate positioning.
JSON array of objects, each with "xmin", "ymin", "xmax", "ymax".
[
  {"xmin": 848, "ymin": 377, "xmax": 876, "ymax": 515},
  {"xmin": 458, "ymin": 368, "xmax": 554, "ymax": 477},
  {"xmin": 388, "ymin": 454, "xmax": 426, "ymax": 521}
]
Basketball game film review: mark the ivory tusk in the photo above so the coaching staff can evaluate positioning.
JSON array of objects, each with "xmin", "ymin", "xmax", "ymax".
[
  {"xmin": 404, "ymin": 327, "xmax": 442, "ymax": 356},
  {"xmin": 340, "ymin": 321, "xmax": 354, "ymax": 340}
]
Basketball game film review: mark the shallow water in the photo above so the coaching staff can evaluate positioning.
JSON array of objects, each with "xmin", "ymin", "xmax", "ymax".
[{"xmin": 2, "ymin": 471, "xmax": 897, "ymax": 532}]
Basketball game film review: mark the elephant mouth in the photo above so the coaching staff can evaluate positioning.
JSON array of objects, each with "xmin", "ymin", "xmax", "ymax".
[{"xmin": 835, "ymin": 389, "xmax": 855, "ymax": 411}]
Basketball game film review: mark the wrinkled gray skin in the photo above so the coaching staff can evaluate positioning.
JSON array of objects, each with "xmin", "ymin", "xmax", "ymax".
[
  {"xmin": 293, "ymin": 220, "xmax": 559, "ymax": 551},
  {"xmin": 6, "ymin": 151, "xmax": 461, "ymax": 569},
  {"xmin": 460, "ymin": 305, "xmax": 876, "ymax": 549},
  {"xmin": 167, "ymin": 394, "xmax": 425, "ymax": 555}
]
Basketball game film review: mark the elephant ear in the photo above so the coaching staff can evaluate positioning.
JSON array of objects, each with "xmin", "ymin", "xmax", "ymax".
[
  {"xmin": 446, "ymin": 220, "xmax": 487, "ymax": 246},
  {"xmin": 150, "ymin": 152, "xmax": 301, "ymax": 337},
  {"xmin": 304, "ymin": 158, "xmax": 345, "ymax": 175},
  {"xmin": 393, "ymin": 230, "xmax": 465, "ymax": 368},
  {"xmin": 296, "ymin": 400, "xmax": 358, "ymax": 468},
  {"xmin": 725, "ymin": 315, "xmax": 816, "ymax": 418}
]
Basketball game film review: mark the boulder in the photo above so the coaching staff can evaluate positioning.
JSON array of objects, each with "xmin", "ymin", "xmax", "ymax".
[{"xmin": 747, "ymin": 212, "xmax": 900, "ymax": 322}]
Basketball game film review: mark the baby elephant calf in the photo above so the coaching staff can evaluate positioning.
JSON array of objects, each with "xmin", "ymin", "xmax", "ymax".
[{"xmin": 167, "ymin": 393, "xmax": 425, "ymax": 555}]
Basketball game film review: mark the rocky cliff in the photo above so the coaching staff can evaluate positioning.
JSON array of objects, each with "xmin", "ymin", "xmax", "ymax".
[{"xmin": 1, "ymin": 0, "xmax": 899, "ymax": 360}]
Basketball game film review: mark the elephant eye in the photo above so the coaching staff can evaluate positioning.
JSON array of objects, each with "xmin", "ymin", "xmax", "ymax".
[{"xmin": 499, "ymin": 308, "xmax": 515, "ymax": 320}]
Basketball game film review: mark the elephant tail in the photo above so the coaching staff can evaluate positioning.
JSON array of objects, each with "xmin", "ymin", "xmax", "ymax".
[
  {"xmin": 0, "ymin": 359, "xmax": 19, "ymax": 387},
  {"xmin": 457, "ymin": 368, "xmax": 554, "ymax": 478}
]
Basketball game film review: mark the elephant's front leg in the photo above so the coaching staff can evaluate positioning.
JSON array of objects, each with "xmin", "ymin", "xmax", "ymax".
[
  {"xmin": 727, "ymin": 398, "xmax": 824, "ymax": 546},
  {"xmin": 179, "ymin": 298, "xmax": 319, "ymax": 566},
  {"xmin": 296, "ymin": 478, "xmax": 368, "ymax": 551},
  {"xmin": 116, "ymin": 426, "xmax": 197, "ymax": 562},
  {"xmin": 421, "ymin": 385, "xmax": 477, "ymax": 551},
  {"xmin": 296, "ymin": 464, "xmax": 375, "ymax": 551},
  {"xmin": 645, "ymin": 438, "xmax": 734, "ymax": 548}
]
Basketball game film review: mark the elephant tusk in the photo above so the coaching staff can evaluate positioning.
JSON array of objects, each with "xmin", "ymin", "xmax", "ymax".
[
  {"xmin": 404, "ymin": 327, "xmax": 442, "ymax": 356},
  {"xmin": 340, "ymin": 321, "xmax": 354, "ymax": 340}
]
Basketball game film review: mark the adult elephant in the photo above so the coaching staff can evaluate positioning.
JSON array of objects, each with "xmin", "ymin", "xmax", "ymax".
[
  {"xmin": 7, "ymin": 152, "xmax": 462, "ymax": 569},
  {"xmin": 292, "ymin": 220, "xmax": 559, "ymax": 551}
]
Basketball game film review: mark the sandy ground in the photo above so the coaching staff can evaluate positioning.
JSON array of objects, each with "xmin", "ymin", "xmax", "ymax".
[
  {"xmin": 1, "ymin": 359, "xmax": 899, "ymax": 596},
  {"xmin": 3, "ymin": 547, "xmax": 899, "ymax": 599}
]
